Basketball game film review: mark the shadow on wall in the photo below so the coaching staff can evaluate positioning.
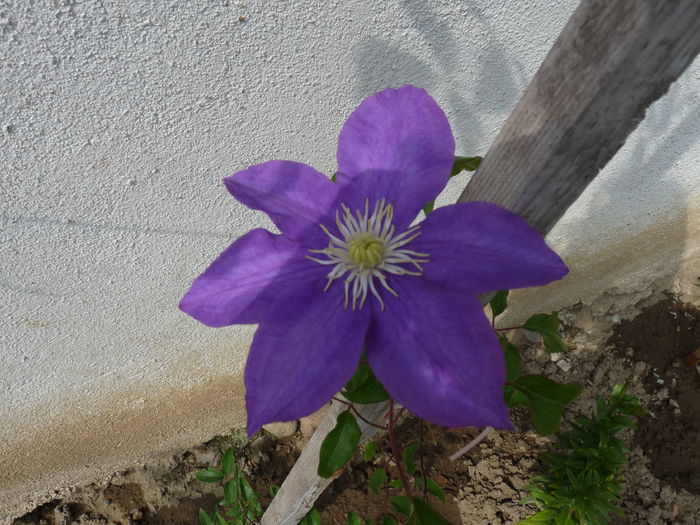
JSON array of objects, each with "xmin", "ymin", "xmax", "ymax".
[
  {"xmin": 544, "ymin": 65, "xmax": 699, "ymax": 312},
  {"xmin": 351, "ymin": 0, "xmax": 525, "ymax": 155},
  {"xmin": 351, "ymin": 0, "xmax": 699, "ymax": 312}
]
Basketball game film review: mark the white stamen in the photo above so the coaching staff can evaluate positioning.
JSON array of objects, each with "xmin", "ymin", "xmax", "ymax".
[{"xmin": 306, "ymin": 198, "xmax": 429, "ymax": 310}]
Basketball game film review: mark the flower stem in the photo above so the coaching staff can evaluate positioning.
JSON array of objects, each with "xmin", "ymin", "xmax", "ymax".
[
  {"xmin": 388, "ymin": 398, "xmax": 413, "ymax": 499},
  {"xmin": 332, "ymin": 396, "xmax": 388, "ymax": 430},
  {"xmin": 496, "ymin": 325, "xmax": 523, "ymax": 332}
]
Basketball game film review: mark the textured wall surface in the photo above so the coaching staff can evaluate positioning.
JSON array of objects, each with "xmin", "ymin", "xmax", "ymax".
[{"xmin": 1, "ymin": 0, "xmax": 699, "ymax": 518}]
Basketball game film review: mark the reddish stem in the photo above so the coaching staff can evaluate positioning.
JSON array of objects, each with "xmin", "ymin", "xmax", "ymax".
[
  {"xmin": 332, "ymin": 397, "xmax": 388, "ymax": 430},
  {"xmin": 389, "ymin": 399, "xmax": 413, "ymax": 499},
  {"xmin": 496, "ymin": 325, "xmax": 523, "ymax": 332}
]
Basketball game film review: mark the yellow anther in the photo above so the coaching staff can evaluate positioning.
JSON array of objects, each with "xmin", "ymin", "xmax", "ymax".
[{"xmin": 348, "ymin": 234, "xmax": 384, "ymax": 268}]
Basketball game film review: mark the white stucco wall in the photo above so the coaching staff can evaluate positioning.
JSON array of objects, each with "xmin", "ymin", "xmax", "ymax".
[{"xmin": 1, "ymin": 0, "xmax": 699, "ymax": 518}]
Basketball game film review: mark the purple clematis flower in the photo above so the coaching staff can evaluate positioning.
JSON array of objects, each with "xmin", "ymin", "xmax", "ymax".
[{"xmin": 180, "ymin": 86, "xmax": 568, "ymax": 435}]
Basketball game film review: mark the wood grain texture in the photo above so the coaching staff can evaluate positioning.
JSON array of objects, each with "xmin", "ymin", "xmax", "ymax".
[
  {"xmin": 261, "ymin": 399, "xmax": 389, "ymax": 525},
  {"xmin": 261, "ymin": 1, "xmax": 700, "ymax": 523},
  {"xmin": 458, "ymin": 0, "xmax": 700, "ymax": 235}
]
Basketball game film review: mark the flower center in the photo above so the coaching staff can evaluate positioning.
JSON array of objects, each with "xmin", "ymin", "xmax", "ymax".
[
  {"xmin": 307, "ymin": 199, "xmax": 429, "ymax": 310},
  {"xmin": 348, "ymin": 234, "xmax": 384, "ymax": 267}
]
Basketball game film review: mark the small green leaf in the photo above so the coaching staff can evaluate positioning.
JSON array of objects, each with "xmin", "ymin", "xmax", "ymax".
[
  {"xmin": 318, "ymin": 411, "xmax": 361, "ymax": 478},
  {"xmin": 223, "ymin": 479, "xmax": 238, "ymax": 505},
  {"xmin": 451, "ymin": 155, "xmax": 482, "ymax": 175},
  {"xmin": 342, "ymin": 362, "xmax": 390, "ymax": 404},
  {"xmin": 302, "ymin": 508, "xmax": 321, "ymax": 525},
  {"xmin": 513, "ymin": 375, "xmax": 583, "ymax": 435},
  {"xmin": 370, "ymin": 468, "xmax": 387, "ymax": 494},
  {"xmin": 389, "ymin": 479, "xmax": 403, "ymax": 489},
  {"xmin": 196, "ymin": 467, "xmax": 224, "ymax": 483},
  {"xmin": 504, "ymin": 384, "xmax": 528, "ymax": 408},
  {"xmin": 213, "ymin": 513, "xmax": 228, "ymax": 525},
  {"xmin": 269, "ymin": 484, "xmax": 280, "ymax": 498},
  {"xmin": 407, "ymin": 497, "xmax": 451, "ymax": 524},
  {"xmin": 426, "ymin": 478, "xmax": 445, "ymax": 502},
  {"xmin": 363, "ymin": 441, "xmax": 378, "ymax": 462},
  {"xmin": 331, "ymin": 172, "xmax": 337, "ymax": 182},
  {"xmin": 391, "ymin": 495, "xmax": 413, "ymax": 516},
  {"xmin": 347, "ymin": 511, "xmax": 363, "ymax": 525},
  {"xmin": 382, "ymin": 516, "xmax": 398, "ymax": 525},
  {"xmin": 239, "ymin": 477, "xmax": 256, "ymax": 501},
  {"xmin": 403, "ymin": 443, "xmax": 419, "ymax": 474},
  {"xmin": 221, "ymin": 448, "xmax": 234, "ymax": 476},
  {"xmin": 489, "ymin": 290, "xmax": 509, "ymax": 318},
  {"xmin": 225, "ymin": 506, "xmax": 241, "ymax": 520},
  {"xmin": 504, "ymin": 341, "xmax": 521, "ymax": 381},
  {"xmin": 421, "ymin": 155, "xmax": 483, "ymax": 216},
  {"xmin": 198, "ymin": 509, "xmax": 214, "ymax": 525},
  {"xmin": 523, "ymin": 312, "xmax": 568, "ymax": 353}
]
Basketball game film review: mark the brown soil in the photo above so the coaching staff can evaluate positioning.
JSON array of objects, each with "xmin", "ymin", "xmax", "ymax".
[
  {"xmin": 11, "ymin": 298, "xmax": 700, "ymax": 524},
  {"xmin": 611, "ymin": 299, "xmax": 700, "ymax": 495}
]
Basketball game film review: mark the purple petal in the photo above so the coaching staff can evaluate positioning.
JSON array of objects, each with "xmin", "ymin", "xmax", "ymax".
[
  {"xmin": 366, "ymin": 278, "xmax": 512, "ymax": 429},
  {"xmin": 225, "ymin": 160, "xmax": 338, "ymax": 248},
  {"xmin": 180, "ymin": 229, "xmax": 328, "ymax": 327},
  {"xmin": 412, "ymin": 202, "xmax": 568, "ymax": 294},
  {"xmin": 245, "ymin": 291, "xmax": 370, "ymax": 435},
  {"xmin": 336, "ymin": 86, "xmax": 455, "ymax": 229}
]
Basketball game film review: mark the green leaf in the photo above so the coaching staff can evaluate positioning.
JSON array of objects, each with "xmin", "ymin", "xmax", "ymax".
[
  {"xmin": 423, "ymin": 200, "xmax": 435, "ymax": 216},
  {"xmin": 504, "ymin": 341, "xmax": 521, "ymax": 381},
  {"xmin": 363, "ymin": 441, "xmax": 378, "ymax": 462},
  {"xmin": 407, "ymin": 497, "xmax": 451, "ymax": 524},
  {"xmin": 342, "ymin": 362, "xmax": 390, "ymax": 404},
  {"xmin": 389, "ymin": 479, "xmax": 403, "ymax": 489},
  {"xmin": 370, "ymin": 468, "xmax": 387, "ymax": 494},
  {"xmin": 415, "ymin": 477, "xmax": 445, "ymax": 502},
  {"xmin": 426, "ymin": 478, "xmax": 446, "ymax": 502},
  {"xmin": 239, "ymin": 477, "xmax": 256, "ymax": 502},
  {"xmin": 521, "ymin": 509, "xmax": 558, "ymax": 523},
  {"xmin": 301, "ymin": 508, "xmax": 321, "ymax": 525},
  {"xmin": 513, "ymin": 375, "xmax": 583, "ymax": 435},
  {"xmin": 489, "ymin": 290, "xmax": 509, "ymax": 318},
  {"xmin": 198, "ymin": 509, "xmax": 214, "ymax": 525},
  {"xmin": 318, "ymin": 411, "xmax": 361, "ymax": 478},
  {"xmin": 451, "ymin": 155, "xmax": 482, "ymax": 175},
  {"xmin": 504, "ymin": 386, "xmax": 528, "ymax": 408},
  {"xmin": 223, "ymin": 479, "xmax": 238, "ymax": 505},
  {"xmin": 269, "ymin": 484, "xmax": 280, "ymax": 498},
  {"xmin": 523, "ymin": 312, "xmax": 568, "ymax": 353},
  {"xmin": 382, "ymin": 516, "xmax": 398, "ymax": 525},
  {"xmin": 331, "ymin": 172, "xmax": 337, "ymax": 182},
  {"xmin": 196, "ymin": 467, "xmax": 225, "ymax": 483},
  {"xmin": 391, "ymin": 495, "xmax": 413, "ymax": 516},
  {"xmin": 213, "ymin": 513, "xmax": 228, "ymax": 525},
  {"xmin": 403, "ymin": 443, "xmax": 419, "ymax": 474},
  {"xmin": 221, "ymin": 448, "xmax": 234, "ymax": 476},
  {"xmin": 347, "ymin": 511, "xmax": 363, "ymax": 525}
]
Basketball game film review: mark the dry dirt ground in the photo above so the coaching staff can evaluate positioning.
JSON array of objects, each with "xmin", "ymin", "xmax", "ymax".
[{"xmin": 11, "ymin": 297, "xmax": 700, "ymax": 524}]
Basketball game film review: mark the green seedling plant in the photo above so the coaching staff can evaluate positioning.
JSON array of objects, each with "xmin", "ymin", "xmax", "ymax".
[
  {"xmin": 197, "ymin": 446, "xmax": 321, "ymax": 525},
  {"xmin": 520, "ymin": 380, "xmax": 646, "ymax": 525},
  {"xmin": 195, "ymin": 447, "xmax": 263, "ymax": 525}
]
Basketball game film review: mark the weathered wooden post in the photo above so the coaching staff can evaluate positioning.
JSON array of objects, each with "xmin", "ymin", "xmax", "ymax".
[{"xmin": 261, "ymin": 1, "xmax": 700, "ymax": 523}]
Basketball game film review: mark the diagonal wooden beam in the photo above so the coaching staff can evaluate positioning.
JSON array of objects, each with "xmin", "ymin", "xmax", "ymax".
[
  {"xmin": 458, "ymin": 0, "xmax": 700, "ymax": 235},
  {"xmin": 261, "ymin": 1, "xmax": 700, "ymax": 523}
]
